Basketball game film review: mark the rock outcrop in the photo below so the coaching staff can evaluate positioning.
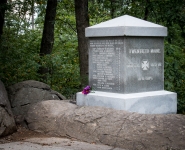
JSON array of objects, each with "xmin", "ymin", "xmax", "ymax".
[
  {"xmin": 0, "ymin": 80, "xmax": 16, "ymax": 137},
  {"xmin": 26, "ymin": 100, "xmax": 185, "ymax": 150},
  {"xmin": 7, "ymin": 80, "xmax": 66, "ymax": 125}
]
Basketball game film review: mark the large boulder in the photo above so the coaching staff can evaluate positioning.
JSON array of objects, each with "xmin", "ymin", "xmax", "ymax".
[
  {"xmin": 26, "ymin": 100, "xmax": 185, "ymax": 150},
  {"xmin": 0, "ymin": 80, "xmax": 16, "ymax": 137},
  {"xmin": 7, "ymin": 80, "xmax": 66, "ymax": 125}
]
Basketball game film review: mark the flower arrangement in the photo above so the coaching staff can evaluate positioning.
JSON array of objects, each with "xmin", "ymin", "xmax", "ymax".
[{"xmin": 82, "ymin": 85, "xmax": 91, "ymax": 95}]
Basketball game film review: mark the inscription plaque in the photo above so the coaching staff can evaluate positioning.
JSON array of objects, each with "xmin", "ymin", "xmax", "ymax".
[{"xmin": 89, "ymin": 37, "xmax": 164, "ymax": 93}]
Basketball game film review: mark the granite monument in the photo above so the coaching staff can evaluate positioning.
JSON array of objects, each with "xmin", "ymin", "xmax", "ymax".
[{"xmin": 76, "ymin": 15, "xmax": 177, "ymax": 114}]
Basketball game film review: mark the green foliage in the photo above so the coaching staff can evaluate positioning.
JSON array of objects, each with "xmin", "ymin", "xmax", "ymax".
[
  {"xmin": 0, "ymin": 27, "xmax": 80, "ymax": 98},
  {"xmin": 164, "ymin": 43, "xmax": 185, "ymax": 114},
  {"xmin": 52, "ymin": 0, "xmax": 80, "ymax": 97},
  {"xmin": 0, "ymin": 29, "xmax": 41, "ymax": 85},
  {"xmin": 89, "ymin": 1, "xmax": 111, "ymax": 25},
  {"xmin": 0, "ymin": 0, "xmax": 80, "ymax": 99},
  {"xmin": 39, "ymin": 33, "xmax": 80, "ymax": 98}
]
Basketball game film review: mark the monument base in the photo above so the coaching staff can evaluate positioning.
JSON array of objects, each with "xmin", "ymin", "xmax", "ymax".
[{"xmin": 76, "ymin": 90, "xmax": 177, "ymax": 114}]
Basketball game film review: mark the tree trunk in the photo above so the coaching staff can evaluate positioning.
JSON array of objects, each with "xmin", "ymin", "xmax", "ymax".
[
  {"xmin": 74, "ymin": 0, "xmax": 89, "ymax": 87},
  {"xmin": 0, "ymin": 0, "xmax": 7, "ymax": 38},
  {"xmin": 144, "ymin": 0, "xmax": 150, "ymax": 20},
  {"xmin": 38, "ymin": 0, "xmax": 57, "ymax": 81},
  {"xmin": 31, "ymin": 0, "xmax": 34, "ymax": 30},
  {"xmin": 110, "ymin": 0, "xmax": 115, "ymax": 19}
]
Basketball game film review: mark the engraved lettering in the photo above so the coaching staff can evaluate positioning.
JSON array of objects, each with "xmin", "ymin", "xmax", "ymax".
[
  {"xmin": 129, "ymin": 49, "xmax": 149, "ymax": 54},
  {"xmin": 91, "ymin": 39, "xmax": 122, "ymax": 90},
  {"xmin": 151, "ymin": 49, "xmax": 160, "ymax": 53}
]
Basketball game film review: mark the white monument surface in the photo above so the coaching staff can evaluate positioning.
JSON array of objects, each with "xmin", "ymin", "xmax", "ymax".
[{"xmin": 76, "ymin": 15, "xmax": 177, "ymax": 114}]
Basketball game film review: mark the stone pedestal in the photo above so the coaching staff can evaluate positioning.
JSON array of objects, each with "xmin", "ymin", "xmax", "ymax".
[
  {"xmin": 77, "ymin": 91, "xmax": 177, "ymax": 114},
  {"xmin": 76, "ymin": 15, "xmax": 177, "ymax": 114}
]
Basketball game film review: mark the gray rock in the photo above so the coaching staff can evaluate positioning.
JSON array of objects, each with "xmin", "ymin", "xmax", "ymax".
[
  {"xmin": 7, "ymin": 80, "xmax": 66, "ymax": 125},
  {"xmin": 0, "ymin": 80, "xmax": 16, "ymax": 137},
  {"xmin": 26, "ymin": 100, "xmax": 185, "ymax": 150},
  {"xmin": 26, "ymin": 100, "xmax": 77, "ymax": 136}
]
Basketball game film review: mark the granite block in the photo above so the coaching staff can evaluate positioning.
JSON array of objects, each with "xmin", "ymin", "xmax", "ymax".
[
  {"xmin": 89, "ymin": 37, "xmax": 164, "ymax": 93},
  {"xmin": 76, "ymin": 91, "xmax": 177, "ymax": 114}
]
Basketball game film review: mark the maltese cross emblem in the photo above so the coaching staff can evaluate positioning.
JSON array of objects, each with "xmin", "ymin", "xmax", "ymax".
[{"xmin": 141, "ymin": 60, "xmax": 149, "ymax": 70}]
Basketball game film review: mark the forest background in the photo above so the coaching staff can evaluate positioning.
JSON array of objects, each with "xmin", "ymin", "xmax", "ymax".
[{"xmin": 0, "ymin": 0, "xmax": 185, "ymax": 114}]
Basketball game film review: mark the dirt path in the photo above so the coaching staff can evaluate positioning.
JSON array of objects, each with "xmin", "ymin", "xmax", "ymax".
[
  {"xmin": 0, "ymin": 126, "xmax": 124, "ymax": 150},
  {"xmin": 0, "ymin": 126, "xmax": 54, "ymax": 144}
]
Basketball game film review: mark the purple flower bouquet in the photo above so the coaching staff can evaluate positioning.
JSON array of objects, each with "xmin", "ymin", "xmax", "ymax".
[{"xmin": 82, "ymin": 85, "xmax": 91, "ymax": 95}]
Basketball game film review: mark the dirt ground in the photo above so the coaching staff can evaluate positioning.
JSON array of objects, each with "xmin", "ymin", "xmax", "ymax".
[
  {"xmin": 0, "ymin": 126, "xmax": 55, "ymax": 144},
  {"xmin": 0, "ymin": 126, "xmax": 122, "ymax": 150}
]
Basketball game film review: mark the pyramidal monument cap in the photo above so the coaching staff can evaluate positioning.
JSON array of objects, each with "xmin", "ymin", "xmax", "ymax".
[{"xmin": 85, "ymin": 15, "xmax": 167, "ymax": 37}]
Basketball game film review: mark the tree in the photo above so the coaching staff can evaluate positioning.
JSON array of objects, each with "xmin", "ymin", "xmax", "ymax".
[
  {"xmin": 143, "ymin": 0, "xmax": 150, "ymax": 20},
  {"xmin": 0, "ymin": 0, "xmax": 7, "ymax": 38},
  {"xmin": 74, "ymin": 0, "xmax": 89, "ymax": 87},
  {"xmin": 38, "ymin": 0, "xmax": 57, "ymax": 80}
]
